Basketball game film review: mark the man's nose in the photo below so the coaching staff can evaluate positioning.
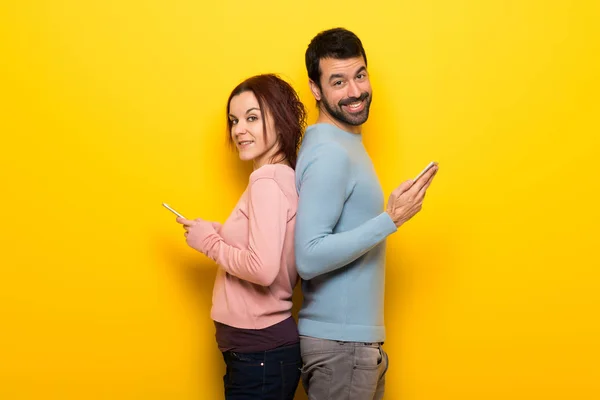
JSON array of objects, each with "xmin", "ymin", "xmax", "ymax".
[{"xmin": 347, "ymin": 80, "xmax": 361, "ymax": 99}]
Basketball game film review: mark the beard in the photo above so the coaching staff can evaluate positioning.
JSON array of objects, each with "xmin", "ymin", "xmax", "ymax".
[{"xmin": 321, "ymin": 91, "xmax": 372, "ymax": 126}]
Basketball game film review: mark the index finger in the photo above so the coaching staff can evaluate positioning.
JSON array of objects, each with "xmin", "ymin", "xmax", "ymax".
[{"xmin": 176, "ymin": 217, "xmax": 195, "ymax": 226}]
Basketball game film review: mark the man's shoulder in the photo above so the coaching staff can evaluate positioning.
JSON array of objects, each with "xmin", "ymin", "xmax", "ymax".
[
  {"xmin": 295, "ymin": 124, "xmax": 354, "ymax": 183},
  {"xmin": 300, "ymin": 125, "xmax": 348, "ymax": 155},
  {"xmin": 302, "ymin": 123, "xmax": 343, "ymax": 144},
  {"xmin": 297, "ymin": 138, "xmax": 348, "ymax": 169}
]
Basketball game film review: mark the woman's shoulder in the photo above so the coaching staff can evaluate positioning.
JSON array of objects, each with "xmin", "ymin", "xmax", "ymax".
[
  {"xmin": 249, "ymin": 164, "xmax": 297, "ymax": 201},
  {"xmin": 250, "ymin": 164, "xmax": 294, "ymax": 183}
]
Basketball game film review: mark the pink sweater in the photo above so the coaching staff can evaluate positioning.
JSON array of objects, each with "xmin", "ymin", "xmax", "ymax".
[{"xmin": 195, "ymin": 164, "xmax": 298, "ymax": 329}]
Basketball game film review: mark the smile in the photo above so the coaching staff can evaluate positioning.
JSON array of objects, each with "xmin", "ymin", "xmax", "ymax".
[
  {"xmin": 343, "ymin": 100, "xmax": 365, "ymax": 113},
  {"xmin": 238, "ymin": 140, "xmax": 254, "ymax": 148}
]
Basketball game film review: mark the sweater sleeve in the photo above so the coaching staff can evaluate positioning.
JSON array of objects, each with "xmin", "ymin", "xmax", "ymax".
[
  {"xmin": 294, "ymin": 142, "xmax": 397, "ymax": 280},
  {"xmin": 198, "ymin": 178, "xmax": 289, "ymax": 286}
]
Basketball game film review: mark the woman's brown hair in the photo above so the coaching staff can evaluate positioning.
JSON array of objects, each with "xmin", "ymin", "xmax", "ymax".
[{"xmin": 227, "ymin": 74, "xmax": 307, "ymax": 169}]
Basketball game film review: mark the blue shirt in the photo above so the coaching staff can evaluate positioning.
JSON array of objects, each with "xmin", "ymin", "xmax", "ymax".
[{"xmin": 295, "ymin": 123, "xmax": 397, "ymax": 342}]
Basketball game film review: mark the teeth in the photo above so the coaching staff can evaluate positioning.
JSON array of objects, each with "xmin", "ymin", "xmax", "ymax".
[
  {"xmin": 239, "ymin": 141, "xmax": 253, "ymax": 145},
  {"xmin": 348, "ymin": 101, "xmax": 362, "ymax": 109}
]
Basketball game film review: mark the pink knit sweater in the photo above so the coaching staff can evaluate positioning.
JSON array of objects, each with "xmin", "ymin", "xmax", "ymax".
[{"xmin": 196, "ymin": 164, "xmax": 298, "ymax": 329}]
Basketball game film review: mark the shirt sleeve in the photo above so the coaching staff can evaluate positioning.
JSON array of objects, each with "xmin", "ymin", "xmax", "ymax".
[
  {"xmin": 198, "ymin": 178, "xmax": 289, "ymax": 286},
  {"xmin": 294, "ymin": 142, "xmax": 397, "ymax": 280}
]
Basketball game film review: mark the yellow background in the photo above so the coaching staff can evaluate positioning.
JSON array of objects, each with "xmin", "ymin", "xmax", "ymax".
[{"xmin": 1, "ymin": 0, "xmax": 599, "ymax": 399}]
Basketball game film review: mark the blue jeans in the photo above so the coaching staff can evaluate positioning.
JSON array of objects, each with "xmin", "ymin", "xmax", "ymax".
[{"xmin": 222, "ymin": 343, "xmax": 302, "ymax": 400}]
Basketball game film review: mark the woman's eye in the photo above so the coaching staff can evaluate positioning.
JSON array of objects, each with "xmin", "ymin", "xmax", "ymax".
[
  {"xmin": 230, "ymin": 119, "xmax": 238, "ymax": 125},
  {"xmin": 248, "ymin": 116, "xmax": 258, "ymax": 122}
]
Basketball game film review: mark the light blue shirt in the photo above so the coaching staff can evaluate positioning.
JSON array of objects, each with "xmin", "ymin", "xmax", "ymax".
[{"xmin": 295, "ymin": 123, "xmax": 397, "ymax": 342}]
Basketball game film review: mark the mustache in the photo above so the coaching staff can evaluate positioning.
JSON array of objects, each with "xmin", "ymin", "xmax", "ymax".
[{"xmin": 339, "ymin": 92, "xmax": 369, "ymax": 106}]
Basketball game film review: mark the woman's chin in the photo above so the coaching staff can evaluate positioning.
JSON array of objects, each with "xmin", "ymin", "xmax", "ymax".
[{"xmin": 238, "ymin": 152, "xmax": 254, "ymax": 162}]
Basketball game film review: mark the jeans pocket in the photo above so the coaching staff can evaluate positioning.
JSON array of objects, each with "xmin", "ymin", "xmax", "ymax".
[
  {"xmin": 353, "ymin": 346, "xmax": 382, "ymax": 370},
  {"xmin": 230, "ymin": 351, "xmax": 262, "ymax": 364},
  {"xmin": 224, "ymin": 352, "xmax": 265, "ymax": 395},
  {"xmin": 350, "ymin": 347, "xmax": 383, "ymax": 395}
]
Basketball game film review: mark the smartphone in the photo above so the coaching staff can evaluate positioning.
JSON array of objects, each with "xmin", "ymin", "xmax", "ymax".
[
  {"xmin": 413, "ymin": 161, "xmax": 437, "ymax": 182},
  {"xmin": 162, "ymin": 203, "xmax": 187, "ymax": 219}
]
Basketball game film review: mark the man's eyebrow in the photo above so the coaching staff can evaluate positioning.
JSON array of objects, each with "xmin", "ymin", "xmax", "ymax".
[
  {"xmin": 328, "ymin": 66, "xmax": 367, "ymax": 81},
  {"xmin": 328, "ymin": 73, "xmax": 345, "ymax": 81}
]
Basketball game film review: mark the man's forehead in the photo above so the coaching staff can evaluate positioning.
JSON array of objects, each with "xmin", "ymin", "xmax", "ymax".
[{"xmin": 320, "ymin": 56, "xmax": 366, "ymax": 77}]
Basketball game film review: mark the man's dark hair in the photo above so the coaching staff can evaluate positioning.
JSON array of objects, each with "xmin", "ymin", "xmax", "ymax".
[{"xmin": 305, "ymin": 28, "xmax": 368, "ymax": 89}]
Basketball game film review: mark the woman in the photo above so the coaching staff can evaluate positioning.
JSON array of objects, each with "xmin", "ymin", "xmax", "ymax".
[{"xmin": 176, "ymin": 74, "xmax": 306, "ymax": 399}]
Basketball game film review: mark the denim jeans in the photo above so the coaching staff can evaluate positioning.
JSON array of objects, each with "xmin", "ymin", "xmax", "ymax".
[{"xmin": 222, "ymin": 343, "xmax": 302, "ymax": 400}]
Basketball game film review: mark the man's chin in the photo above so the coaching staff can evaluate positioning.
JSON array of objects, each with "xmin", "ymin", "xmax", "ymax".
[{"xmin": 341, "ymin": 111, "xmax": 369, "ymax": 126}]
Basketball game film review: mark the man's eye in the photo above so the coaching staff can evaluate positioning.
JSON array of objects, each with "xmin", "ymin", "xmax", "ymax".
[{"xmin": 334, "ymin": 81, "xmax": 343, "ymax": 86}]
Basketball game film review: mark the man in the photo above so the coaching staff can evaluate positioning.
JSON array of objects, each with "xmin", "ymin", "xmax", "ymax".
[{"xmin": 294, "ymin": 28, "xmax": 439, "ymax": 399}]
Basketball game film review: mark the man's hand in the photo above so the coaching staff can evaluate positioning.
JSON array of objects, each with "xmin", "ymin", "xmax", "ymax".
[{"xmin": 386, "ymin": 163, "xmax": 439, "ymax": 228}]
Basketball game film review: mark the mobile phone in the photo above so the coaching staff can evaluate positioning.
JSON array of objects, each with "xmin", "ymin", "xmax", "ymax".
[
  {"xmin": 162, "ymin": 203, "xmax": 186, "ymax": 219},
  {"xmin": 413, "ymin": 161, "xmax": 437, "ymax": 182}
]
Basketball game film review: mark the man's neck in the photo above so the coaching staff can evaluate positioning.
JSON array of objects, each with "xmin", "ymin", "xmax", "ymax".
[{"xmin": 316, "ymin": 110, "xmax": 362, "ymax": 135}]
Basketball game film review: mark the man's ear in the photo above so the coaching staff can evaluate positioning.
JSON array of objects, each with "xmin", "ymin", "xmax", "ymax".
[{"xmin": 309, "ymin": 79, "xmax": 322, "ymax": 102}]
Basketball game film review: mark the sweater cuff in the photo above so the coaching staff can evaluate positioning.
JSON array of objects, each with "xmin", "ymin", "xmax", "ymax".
[
  {"xmin": 194, "ymin": 222, "xmax": 218, "ymax": 253},
  {"xmin": 375, "ymin": 212, "xmax": 398, "ymax": 237}
]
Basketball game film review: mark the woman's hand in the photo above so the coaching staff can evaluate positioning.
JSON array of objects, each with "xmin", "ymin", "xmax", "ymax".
[{"xmin": 176, "ymin": 217, "xmax": 217, "ymax": 252}]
